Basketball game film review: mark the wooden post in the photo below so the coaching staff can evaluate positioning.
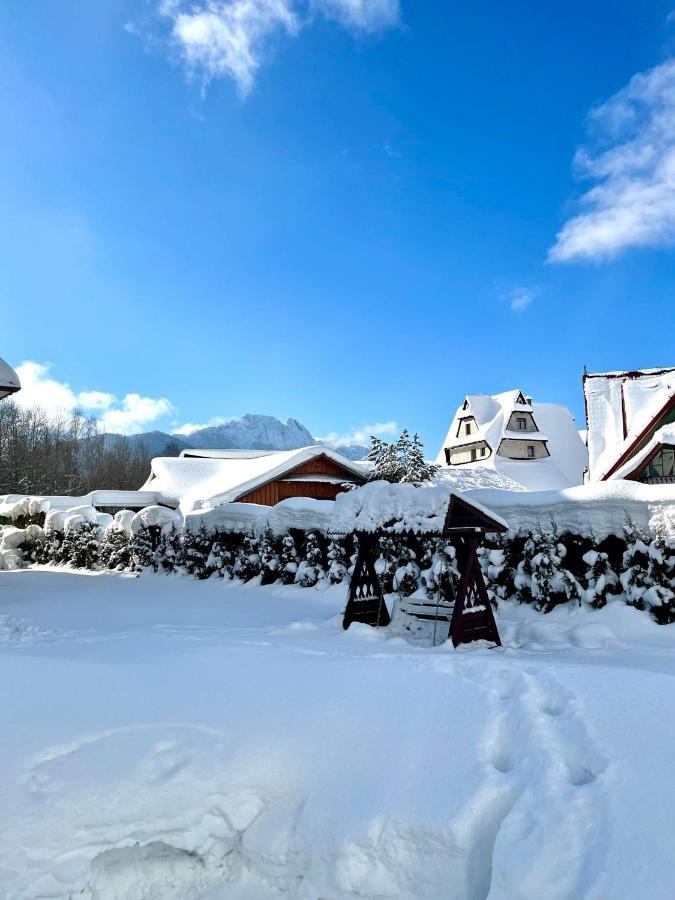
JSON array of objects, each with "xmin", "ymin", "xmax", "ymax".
[
  {"xmin": 449, "ymin": 534, "xmax": 501, "ymax": 647},
  {"xmin": 343, "ymin": 533, "xmax": 391, "ymax": 630}
]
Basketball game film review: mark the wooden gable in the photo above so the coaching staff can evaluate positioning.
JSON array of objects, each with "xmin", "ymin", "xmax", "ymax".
[
  {"xmin": 442, "ymin": 495, "xmax": 507, "ymax": 534},
  {"xmin": 235, "ymin": 453, "xmax": 365, "ymax": 506}
]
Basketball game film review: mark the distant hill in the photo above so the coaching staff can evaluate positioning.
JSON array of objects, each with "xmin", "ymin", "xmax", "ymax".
[{"xmin": 104, "ymin": 415, "xmax": 370, "ymax": 460}]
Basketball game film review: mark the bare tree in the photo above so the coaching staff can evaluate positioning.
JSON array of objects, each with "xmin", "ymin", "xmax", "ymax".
[{"xmin": 0, "ymin": 402, "xmax": 153, "ymax": 496}]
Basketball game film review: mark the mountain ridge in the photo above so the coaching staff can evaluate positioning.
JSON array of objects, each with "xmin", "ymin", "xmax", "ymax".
[{"xmin": 105, "ymin": 414, "xmax": 369, "ymax": 460}]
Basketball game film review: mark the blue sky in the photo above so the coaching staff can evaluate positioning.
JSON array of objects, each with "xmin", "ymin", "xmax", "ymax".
[{"xmin": 2, "ymin": 1, "xmax": 675, "ymax": 451}]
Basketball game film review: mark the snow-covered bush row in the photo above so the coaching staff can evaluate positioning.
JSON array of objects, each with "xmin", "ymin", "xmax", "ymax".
[{"xmin": 8, "ymin": 512, "xmax": 675, "ymax": 623}]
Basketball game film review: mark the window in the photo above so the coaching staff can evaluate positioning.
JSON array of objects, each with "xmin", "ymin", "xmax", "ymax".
[
  {"xmin": 465, "ymin": 422, "xmax": 471, "ymax": 435},
  {"xmin": 471, "ymin": 448, "xmax": 477, "ymax": 461},
  {"xmin": 527, "ymin": 445, "xmax": 535, "ymax": 458},
  {"xmin": 444, "ymin": 448, "xmax": 451, "ymax": 465},
  {"xmin": 640, "ymin": 445, "xmax": 675, "ymax": 481},
  {"xmin": 516, "ymin": 417, "xmax": 527, "ymax": 430},
  {"xmin": 480, "ymin": 446, "xmax": 486, "ymax": 457}
]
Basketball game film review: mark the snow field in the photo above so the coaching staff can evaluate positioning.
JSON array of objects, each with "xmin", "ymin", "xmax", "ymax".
[{"xmin": 1, "ymin": 571, "xmax": 675, "ymax": 898}]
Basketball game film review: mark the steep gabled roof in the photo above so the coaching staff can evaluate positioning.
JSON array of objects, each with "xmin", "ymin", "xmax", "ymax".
[
  {"xmin": 436, "ymin": 390, "xmax": 587, "ymax": 490},
  {"xmin": 142, "ymin": 446, "xmax": 365, "ymax": 512},
  {"xmin": 583, "ymin": 367, "xmax": 675, "ymax": 480}
]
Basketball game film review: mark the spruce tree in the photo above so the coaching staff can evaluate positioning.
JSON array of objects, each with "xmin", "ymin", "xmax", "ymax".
[
  {"xmin": 620, "ymin": 518, "xmax": 652, "ymax": 610},
  {"xmin": 156, "ymin": 525, "xmax": 181, "ymax": 574},
  {"xmin": 259, "ymin": 526, "xmax": 281, "ymax": 585},
  {"xmin": 393, "ymin": 545, "xmax": 421, "ymax": 597},
  {"xmin": 280, "ymin": 533, "xmax": 299, "ymax": 584},
  {"xmin": 422, "ymin": 538, "xmax": 459, "ymax": 601},
  {"xmin": 234, "ymin": 531, "xmax": 261, "ymax": 581},
  {"xmin": 206, "ymin": 539, "xmax": 232, "ymax": 579},
  {"xmin": 67, "ymin": 522, "xmax": 102, "ymax": 570},
  {"xmin": 582, "ymin": 548, "xmax": 618, "ymax": 609},
  {"xmin": 130, "ymin": 524, "xmax": 157, "ymax": 572},
  {"xmin": 295, "ymin": 531, "xmax": 325, "ymax": 587},
  {"xmin": 326, "ymin": 538, "xmax": 349, "ymax": 584},
  {"xmin": 374, "ymin": 535, "xmax": 398, "ymax": 593},
  {"xmin": 401, "ymin": 433, "xmax": 439, "ymax": 484},
  {"xmin": 100, "ymin": 527, "xmax": 132, "ymax": 571}
]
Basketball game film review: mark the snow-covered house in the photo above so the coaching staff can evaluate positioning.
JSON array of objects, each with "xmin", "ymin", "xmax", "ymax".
[
  {"xmin": 435, "ymin": 390, "xmax": 587, "ymax": 491},
  {"xmin": 584, "ymin": 367, "xmax": 675, "ymax": 483},
  {"xmin": 142, "ymin": 446, "xmax": 367, "ymax": 513}
]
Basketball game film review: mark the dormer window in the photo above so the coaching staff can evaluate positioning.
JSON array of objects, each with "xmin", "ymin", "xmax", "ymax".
[
  {"xmin": 516, "ymin": 417, "xmax": 527, "ymax": 430},
  {"xmin": 465, "ymin": 423, "xmax": 471, "ymax": 435},
  {"xmin": 527, "ymin": 445, "xmax": 535, "ymax": 458}
]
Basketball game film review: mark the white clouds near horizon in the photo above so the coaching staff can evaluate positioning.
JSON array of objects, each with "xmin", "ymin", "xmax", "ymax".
[
  {"xmin": 13, "ymin": 362, "xmax": 174, "ymax": 435},
  {"xmin": 154, "ymin": 0, "xmax": 400, "ymax": 94},
  {"xmin": 550, "ymin": 57, "xmax": 675, "ymax": 263},
  {"xmin": 319, "ymin": 420, "xmax": 398, "ymax": 446}
]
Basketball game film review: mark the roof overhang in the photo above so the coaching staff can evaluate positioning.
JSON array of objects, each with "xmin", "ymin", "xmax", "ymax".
[{"xmin": 0, "ymin": 356, "xmax": 20, "ymax": 400}]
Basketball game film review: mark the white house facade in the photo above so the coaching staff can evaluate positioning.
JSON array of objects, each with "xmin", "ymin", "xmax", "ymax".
[{"xmin": 436, "ymin": 390, "xmax": 587, "ymax": 491}]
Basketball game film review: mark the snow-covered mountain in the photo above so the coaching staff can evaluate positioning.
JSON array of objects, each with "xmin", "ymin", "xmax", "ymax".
[
  {"xmin": 108, "ymin": 415, "xmax": 370, "ymax": 460},
  {"xmin": 185, "ymin": 415, "xmax": 314, "ymax": 451}
]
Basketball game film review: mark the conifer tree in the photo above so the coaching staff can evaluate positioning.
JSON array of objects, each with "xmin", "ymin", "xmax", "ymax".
[
  {"xmin": 234, "ymin": 531, "xmax": 261, "ymax": 581},
  {"xmin": 259, "ymin": 526, "xmax": 281, "ymax": 585},
  {"xmin": 620, "ymin": 517, "xmax": 652, "ymax": 610},
  {"xmin": 280, "ymin": 533, "xmax": 299, "ymax": 584},
  {"xmin": 295, "ymin": 532, "xmax": 325, "ymax": 587},
  {"xmin": 206, "ymin": 539, "xmax": 232, "ymax": 578},
  {"xmin": 326, "ymin": 537, "xmax": 348, "ymax": 584},
  {"xmin": 393, "ymin": 545, "xmax": 420, "ymax": 597},
  {"xmin": 374, "ymin": 535, "xmax": 398, "ymax": 593},
  {"xmin": 156, "ymin": 525, "xmax": 181, "ymax": 574},
  {"xmin": 67, "ymin": 522, "xmax": 102, "ymax": 570},
  {"xmin": 100, "ymin": 527, "xmax": 132, "ymax": 571},
  {"xmin": 422, "ymin": 538, "xmax": 459, "ymax": 601},
  {"xmin": 582, "ymin": 548, "xmax": 618, "ymax": 609},
  {"xmin": 130, "ymin": 524, "xmax": 157, "ymax": 572}
]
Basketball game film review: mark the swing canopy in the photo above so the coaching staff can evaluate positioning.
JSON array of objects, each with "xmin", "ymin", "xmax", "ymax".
[{"xmin": 329, "ymin": 480, "xmax": 508, "ymax": 538}]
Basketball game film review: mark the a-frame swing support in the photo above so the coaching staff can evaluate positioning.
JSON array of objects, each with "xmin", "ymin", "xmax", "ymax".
[
  {"xmin": 343, "ymin": 532, "xmax": 391, "ymax": 630},
  {"xmin": 341, "ymin": 491, "xmax": 507, "ymax": 647}
]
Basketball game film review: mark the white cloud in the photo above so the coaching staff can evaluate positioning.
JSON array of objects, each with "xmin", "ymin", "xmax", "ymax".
[
  {"xmin": 173, "ymin": 416, "xmax": 227, "ymax": 435},
  {"xmin": 311, "ymin": 0, "xmax": 399, "ymax": 32},
  {"xmin": 550, "ymin": 58, "xmax": 675, "ymax": 262},
  {"xmin": 504, "ymin": 286, "xmax": 536, "ymax": 312},
  {"xmin": 13, "ymin": 362, "xmax": 174, "ymax": 435},
  {"xmin": 154, "ymin": 0, "xmax": 399, "ymax": 93},
  {"xmin": 99, "ymin": 395, "xmax": 175, "ymax": 435},
  {"xmin": 319, "ymin": 420, "xmax": 398, "ymax": 447}
]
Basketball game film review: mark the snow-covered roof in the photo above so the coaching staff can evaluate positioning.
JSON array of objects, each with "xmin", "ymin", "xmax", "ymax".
[
  {"xmin": 329, "ymin": 480, "xmax": 509, "ymax": 536},
  {"xmin": 436, "ymin": 390, "xmax": 587, "ymax": 491},
  {"xmin": 186, "ymin": 497, "xmax": 335, "ymax": 536},
  {"xmin": 142, "ymin": 446, "xmax": 365, "ymax": 513},
  {"xmin": 0, "ymin": 356, "xmax": 20, "ymax": 396},
  {"xmin": 584, "ymin": 368, "xmax": 675, "ymax": 481},
  {"xmin": 180, "ymin": 449, "xmax": 278, "ymax": 460},
  {"xmin": 0, "ymin": 490, "xmax": 175, "ymax": 519},
  {"xmin": 464, "ymin": 480, "xmax": 675, "ymax": 540}
]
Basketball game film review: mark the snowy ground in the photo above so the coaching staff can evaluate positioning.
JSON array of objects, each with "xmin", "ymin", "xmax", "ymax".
[{"xmin": 2, "ymin": 572, "xmax": 675, "ymax": 899}]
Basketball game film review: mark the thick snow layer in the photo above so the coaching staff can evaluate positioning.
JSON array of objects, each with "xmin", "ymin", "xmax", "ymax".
[
  {"xmin": 465, "ymin": 479, "xmax": 675, "ymax": 539},
  {"xmin": 436, "ymin": 391, "xmax": 587, "ymax": 491},
  {"xmin": 0, "ymin": 491, "xmax": 172, "ymax": 520},
  {"xmin": 330, "ymin": 481, "xmax": 509, "ymax": 535},
  {"xmin": 3, "ymin": 571, "xmax": 675, "ymax": 898},
  {"xmin": 143, "ymin": 447, "xmax": 363, "ymax": 513},
  {"xmin": 130, "ymin": 505, "xmax": 184, "ymax": 535},
  {"xmin": 186, "ymin": 497, "xmax": 335, "ymax": 536},
  {"xmin": 585, "ymin": 369, "xmax": 675, "ymax": 480}
]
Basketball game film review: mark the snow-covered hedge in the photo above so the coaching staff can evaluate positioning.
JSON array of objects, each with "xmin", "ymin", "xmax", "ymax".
[{"xmin": 5, "ymin": 510, "xmax": 675, "ymax": 624}]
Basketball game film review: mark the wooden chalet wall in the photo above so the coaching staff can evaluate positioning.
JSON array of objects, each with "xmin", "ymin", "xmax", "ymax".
[{"xmin": 236, "ymin": 455, "xmax": 364, "ymax": 506}]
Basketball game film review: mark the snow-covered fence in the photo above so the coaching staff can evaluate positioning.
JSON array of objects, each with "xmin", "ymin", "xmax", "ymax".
[{"xmin": 3, "ymin": 484, "xmax": 675, "ymax": 624}]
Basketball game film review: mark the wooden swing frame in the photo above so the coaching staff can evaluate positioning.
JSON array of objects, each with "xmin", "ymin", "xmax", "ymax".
[{"xmin": 342, "ymin": 494, "xmax": 506, "ymax": 647}]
